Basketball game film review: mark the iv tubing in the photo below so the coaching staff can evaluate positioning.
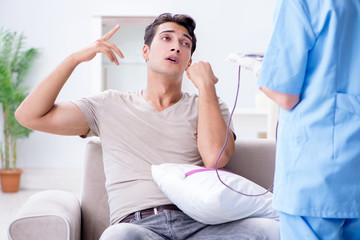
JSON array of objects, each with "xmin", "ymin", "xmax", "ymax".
[{"xmin": 214, "ymin": 65, "xmax": 274, "ymax": 197}]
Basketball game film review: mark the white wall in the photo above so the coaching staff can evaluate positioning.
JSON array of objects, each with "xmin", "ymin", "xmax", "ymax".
[{"xmin": 0, "ymin": 0, "xmax": 275, "ymax": 168}]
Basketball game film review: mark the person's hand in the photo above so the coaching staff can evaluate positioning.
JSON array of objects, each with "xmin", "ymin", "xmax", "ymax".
[
  {"xmin": 186, "ymin": 61, "xmax": 218, "ymax": 89},
  {"xmin": 72, "ymin": 25, "xmax": 124, "ymax": 65},
  {"xmin": 226, "ymin": 53, "xmax": 262, "ymax": 77}
]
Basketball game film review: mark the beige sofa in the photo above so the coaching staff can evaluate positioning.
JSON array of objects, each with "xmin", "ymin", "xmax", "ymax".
[{"xmin": 8, "ymin": 138, "xmax": 279, "ymax": 240}]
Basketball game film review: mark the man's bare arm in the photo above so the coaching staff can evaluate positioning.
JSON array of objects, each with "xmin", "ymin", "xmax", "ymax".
[
  {"xmin": 186, "ymin": 61, "xmax": 235, "ymax": 168},
  {"xmin": 15, "ymin": 25, "xmax": 124, "ymax": 135}
]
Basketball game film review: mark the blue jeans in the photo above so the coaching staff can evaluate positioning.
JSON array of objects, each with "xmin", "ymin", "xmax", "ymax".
[
  {"xmin": 280, "ymin": 212, "xmax": 360, "ymax": 240},
  {"xmin": 100, "ymin": 210, "xmax": 279, "ymax": 240}
]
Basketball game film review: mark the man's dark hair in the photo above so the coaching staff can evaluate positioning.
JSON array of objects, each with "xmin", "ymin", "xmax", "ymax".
[{"xmin": 144, "ymin": 13, "xmax": 197, "ymax": 55}]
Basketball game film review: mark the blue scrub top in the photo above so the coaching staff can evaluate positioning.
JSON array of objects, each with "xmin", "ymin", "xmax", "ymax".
[{"xmin": 258, "ymin": 0, "xmax": 360, "ymax": 218}]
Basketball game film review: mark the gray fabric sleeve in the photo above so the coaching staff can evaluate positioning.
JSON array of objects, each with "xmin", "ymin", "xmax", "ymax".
[{"xmin": 72, "ymin": 93, "xmax": 105, "ymax": 138}]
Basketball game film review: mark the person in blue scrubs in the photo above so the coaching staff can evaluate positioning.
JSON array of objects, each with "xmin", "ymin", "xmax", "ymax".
[{"xmin": 243, "ymin": 0, "xmax": 360, "ymax": 239}]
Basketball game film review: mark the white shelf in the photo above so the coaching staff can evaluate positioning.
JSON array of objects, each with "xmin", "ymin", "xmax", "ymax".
[{"xmin": 232, "ymin": 108, "xmax": 268, "ymax": 133}]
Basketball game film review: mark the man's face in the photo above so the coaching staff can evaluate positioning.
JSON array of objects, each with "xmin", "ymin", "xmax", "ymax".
[{"xmin": 142, "ymin": 22, "xmax": 193, "ymax": 78}]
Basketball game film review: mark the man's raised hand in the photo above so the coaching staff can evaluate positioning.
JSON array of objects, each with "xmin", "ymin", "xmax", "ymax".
[
  {"xmin": 186, "ymin": 61, "xmax": 218, "ymax": 90},
  {"xmin": 72, "ymin": 25, "xmax": 124, "ymax": 65}
]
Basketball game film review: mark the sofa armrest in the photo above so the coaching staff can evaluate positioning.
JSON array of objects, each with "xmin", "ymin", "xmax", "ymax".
[
  {"xmin": 225, "ymin": 139, "xmax": 276, "ymax": 191},
  {"xmin": 8, "ymin": 190, "xmax": 81, "ymax": 240}
]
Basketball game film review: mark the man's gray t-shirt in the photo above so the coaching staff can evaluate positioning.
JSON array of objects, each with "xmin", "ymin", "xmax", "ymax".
[{"xmin": 73, "ymin": 90, "xmax": 234, "ymax": 225}]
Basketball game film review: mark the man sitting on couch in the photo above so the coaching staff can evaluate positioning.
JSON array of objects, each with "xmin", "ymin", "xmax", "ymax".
[{"xmin": 15, "ymin": 13, "xmax": 276, "ymax": 239}]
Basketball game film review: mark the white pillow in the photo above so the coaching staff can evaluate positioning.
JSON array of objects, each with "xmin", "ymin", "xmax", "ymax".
[{"xmin": 151, "ymin": 163, "xmax": 279, "ymax": 225}]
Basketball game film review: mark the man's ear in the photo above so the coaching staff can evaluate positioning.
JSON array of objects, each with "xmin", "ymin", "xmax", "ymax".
[
  {"xmin": 142, "ymin": 44, "xmax": 150, "ymax": 61},
  {"xmin": 186, "ymin": 58, "xmax": 192, "ymax": 70}
]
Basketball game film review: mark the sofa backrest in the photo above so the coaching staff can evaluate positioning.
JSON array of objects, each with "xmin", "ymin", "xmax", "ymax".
[
  {"xmin": 80, "ymin": 138, "xmax": 276, "ymax": 240},
  {"xmin": 224, "ymin": 139, "xmax": 276, "ymax": 191},
  {"xmin": 81, "ymin": 139, "xmax": 109, "ymax": 240}
]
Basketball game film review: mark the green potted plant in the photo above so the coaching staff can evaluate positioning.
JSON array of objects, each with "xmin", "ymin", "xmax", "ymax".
[{"xmin": 0, "ymin": 28, "xmax": 38, "ymax": 192}]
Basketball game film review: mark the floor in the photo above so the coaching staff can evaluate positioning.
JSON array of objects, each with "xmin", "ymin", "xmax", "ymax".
[{"xmin": 0, "ymin": 168, "xmax": 81, "ymax": 239}]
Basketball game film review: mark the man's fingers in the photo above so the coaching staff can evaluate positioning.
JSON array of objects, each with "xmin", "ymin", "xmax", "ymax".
[
  {"xmin": 103, "ymin": 48, "xmax": 119, "ymax": 65},
  {"xmin": 101, "ymin": 25, "xmax": 120, "ymax": 41},
  {"xmin": 213, "ymin": 77, "xmax": 219, "ymax": 84},
  {"xmin": 95, "ymin": 42, "xmax": 120, "ymax": 65},
  {"xmin": 101, "ymin": 41, "xmax": 124, "ymax": 59},
  {"xmin": 97, "ymin": 25, "xmax": 123, "ymax": 65}
]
